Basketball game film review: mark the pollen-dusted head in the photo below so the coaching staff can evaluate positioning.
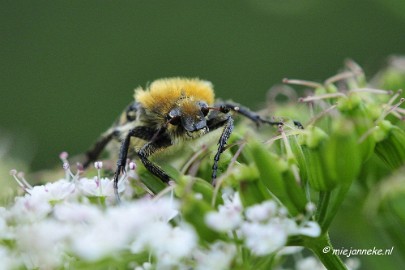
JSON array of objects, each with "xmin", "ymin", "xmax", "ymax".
[{"xmin": 166, "ymin": 99, "xmax": 210, "ymax": 138}]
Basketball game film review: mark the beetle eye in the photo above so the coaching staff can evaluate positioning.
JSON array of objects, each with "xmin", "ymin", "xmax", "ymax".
[
  {"xmin": 167, "ymin": 109, "xmax": 181, "ymax": 125},
  {"xmin": 201, "ymin": 106, "xmax": 209, "ymax": 116},
  {"xmin": 198, "ymin": 101, "xmax": 209, "ymax": 116},
  {"xmin": 169, "ymin": 115, "xmax": 181, "ymax": 125}
]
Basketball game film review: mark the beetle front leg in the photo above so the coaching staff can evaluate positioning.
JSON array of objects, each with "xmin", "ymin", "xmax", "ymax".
[
  {"xmin": 211, "ymin": 116, "xmax": 234, "ymax": 185},
  {"xmin": 219, "ymin": 102, "xmax": 283, "ymax": 126},
  {"xmin": 217, "ymin": 102, "xmax": 303, "ymax": 129}
]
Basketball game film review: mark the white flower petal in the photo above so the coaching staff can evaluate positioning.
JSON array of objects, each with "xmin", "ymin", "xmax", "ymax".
[
  {"xmin": 205, "ymin": 207, "xmax": 242, "ymax": 232},
  {"xmin": 245, "ymin": 200, "xmax": 277, "ymax": 222},
  {"xmin": 241, "ymin": 222, "xmax": 288, "ymax": 255},
  {"xmin": 194, "ymin": 242, "xmax": 236, "ymax": 270},
  {"xmin": 295, "ymin": 221, "xmax": 321, "ymax": 238}
]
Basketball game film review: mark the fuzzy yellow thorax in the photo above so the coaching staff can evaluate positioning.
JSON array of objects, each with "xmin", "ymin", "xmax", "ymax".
[{"xmin": 134, "ymin": 78, "xmax": 215, "ymax": 114}]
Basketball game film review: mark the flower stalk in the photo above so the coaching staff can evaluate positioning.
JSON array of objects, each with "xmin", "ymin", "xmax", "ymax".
[{"xmin": 305, "ymin": 233, "xmax": 348, "ymax": 270}]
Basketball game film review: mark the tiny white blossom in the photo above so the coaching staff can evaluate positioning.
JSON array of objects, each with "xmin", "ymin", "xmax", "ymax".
[
  {"xmin": 293, "ymin": 221, "xmax": 321, "ymax": 238},
  {"xmin": 129, "ymin": 161, "xmax": 137, "ymax": 170},
  {"xmin": 42, "ymin": 179, "xmax": 76, "ymax": 201},
  {"xmin": 71, "ymin": 202, "xmax": 154, "ymax": 261},
  {"xmin": 137, "ymin": 223, "xmax": 197, "ymax": 268},
  {"xmin": 59, "ymin": 151, "xmax": 69, "ymax": 160},
  {"xmin": 296, "ymin": 256, "xmax": 326, "ymax": 270},
  {"xmin": 305, "ymin": 202, "xmax": 317, "ymax": 213},
  {"xmin": 205, "ymin": 207, "xmax": 242, "ymax": 232},
  {"xmin": 94, "ymin": 161, "xmax": 103, "ymax": 169},
  {"xmin": 346, "ymin": 257, "xmax": 361, "ymax": 270},
  {"xmin": 24, "ymin": 179, "xmax": 76, "ymax": 202},
  {"xmin": 71, "ymin": 218, "xmax": 126, "ymax": 261},
  {"xmin": 194, "ymin": 193, "xmax": 203, "ymax": 200},
  {"xmin": 245, "ymin": 200, "xmax": 277, "ymax": 222},
  {"xmin": 71, "ymin": 197, "xmax": 181, "ymax": 261},
  {"xmin": 222, "ymin": 191, "xmax": 243, "ymax": 212},
  {"xmin": 10, "ymin": 193, "xmax": 52, "ymax": 222},
  {"xmin": 205, "ymin": 192, "xmax": 243, "ymax": 232},
  {"xmin": 15, "ymin": 221, "xmax": 71, "ymax": 269},
  {"xmin": 53, "ymin": 202, "xmax": 103, "ymax": 224},
  {"xmin": 0, "ymin": 208, "xmax": 9, "ymax": 238},
  {"xmin": 241, "ymin": 221, "xmax": 288, "ymax": 255},
  {"xmin": 0, "ymin": 246, "xmax": 18, "ymax": 270},
  {"xmin": 194, "ymin": 241, "xmax": 236, "ymax": 270},
  {"xmin": 134, "ymin": 262, "xmax": 153, "ymax": 270},
  {"xmin": 78, "ymin": 177, "xmax": 125, "ymax": 198},
  {"xmin": 277, "ymin": 246, "xmax": 304, "ymax": 256}
]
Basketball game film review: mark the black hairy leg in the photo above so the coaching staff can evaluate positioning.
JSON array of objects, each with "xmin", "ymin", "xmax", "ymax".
[
  {"xmin": 206, "ymin": 102, "xmax": 296, "ymax": 185},
  {"xmin": 113, "ymin": 126, "xmax": 172, "ymax": 203},
  {"xmin": 218, "ymin": 102, "xmax": 304, "ymax": 129},
  {"xmin": 83, "ymin": 125, "xmax": 156, "ymax": 169},
  {"xmin": 137, "ymin": 139, "xmax": 172, "ymax": 183},
  {"xmin": 219, "ymin": 102, "xmax": 283, "ymax": 127},
  {"xmin": 210, "ymin": 116, "xmax": 234, "ymax": 185}
]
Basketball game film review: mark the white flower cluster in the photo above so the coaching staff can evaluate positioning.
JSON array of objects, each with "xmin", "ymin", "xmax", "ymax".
[
  {"xmin": 205, "ymin": 192, "xmax": 321, "ymax": 256},
  {"xmin": 1, "ymin": 162, "xmax": 322, "ymax": 270},
  {"xmin": 1, "ymin": 173, "xmax": 200, "ymax": 269},
  {"xmin": 1, "ymin": 166, "xmax": 242, "ymax": 270}
]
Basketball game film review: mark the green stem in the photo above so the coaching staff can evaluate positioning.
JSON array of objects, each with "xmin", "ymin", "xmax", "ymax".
[
  {"xmin": 305, "ymin": 233, "xmax": 347, "ymax": 270},
  {"xmin": 322, "ymin": 184, "xmax": 351, "ymax": 230},
  {"xmin": 316, "ymin": 191, "xmax": 331, "ymax": 232}
]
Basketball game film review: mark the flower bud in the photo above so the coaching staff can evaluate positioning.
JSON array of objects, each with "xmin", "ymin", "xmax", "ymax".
[
  {"xmin": 377, "ymin": 66, "xmax": 405, "ymax": 92},
  {"xmin": 248, "ymin": 140, "xmax": 285, "ymax": 198},
  {"xmin": 94, "ymin": 161, "xmax": 103, "ymax": 170},
  {"xmin": 239, "ymin": 178, "xmax": 271, "ymax": 208},
  {"xmin": 302, "ymin": 126, "xmax": 329, "ymax": 149},
  {"xmin": 129, "ymin": 161, "xmax": 137, "ymax": 170},
  {"xmin": 322, "ymin": 119, "xmax": 362, "ymax": 188},
  {"xmin": 325, "ymin": 83, "xmax": 338, "ymax": 94},
  {"xmin": 289, "ymin": 135, "xmax": 308, "ymax": 184},
  {"xmin": 375, "ymin": 124, "xmax": 405, "ymax": 169},
  {"xmin": 246, "ymin": 141, "xmax": 289, "ymax": 205},
  {"xmin": 336, "ymin": 93, "xmax": 362, "ymax": 112},
  {"xmin": 247, "ymin": 139, "xmax": 306, "ymax": 215},
  {"xmin": 338, "ymin": 97, "xmax": 376, "ymax": 161},
  {"xmin": 300, "ymin": 126, "xmax": 335, "ymax": 191},
  {"xmin": 282, "ymin": 169, "xmax": 307, "ymax": 215}
]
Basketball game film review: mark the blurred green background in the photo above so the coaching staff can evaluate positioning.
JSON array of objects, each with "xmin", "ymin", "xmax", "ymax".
[
  {"xmin": 2, "ymin": 0, "xmax": 405, "ymax": 170},
  {"xmin": 1, "ymin": 1, "xmax": 405, "ymax": 269}
]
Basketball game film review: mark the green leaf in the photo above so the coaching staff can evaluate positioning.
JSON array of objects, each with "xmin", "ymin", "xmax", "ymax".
[{"xmin": 137, "ymin": 165, "xmax": 167, "ymax": 194}]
